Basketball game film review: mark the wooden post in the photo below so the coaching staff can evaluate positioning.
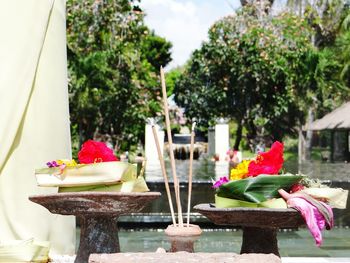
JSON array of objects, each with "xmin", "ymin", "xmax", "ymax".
[{"xmin": 330, "ymin": 130, "xmax": 334, "ymax": 162}]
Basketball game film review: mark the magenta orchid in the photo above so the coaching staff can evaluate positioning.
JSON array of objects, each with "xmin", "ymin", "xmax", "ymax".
[{"xmin": 212, "ymin": 176, "xmax": 229, "ymax": 189}]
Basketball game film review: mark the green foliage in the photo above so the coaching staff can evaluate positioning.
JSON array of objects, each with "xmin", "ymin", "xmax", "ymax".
[
  {"xmin": 329, "ymin": 10, "xmax": 350, "ymax": 87},
  {"xmin": 217, "ymin": 175, "xmax": 304, "ymax": 203},
  {"xmin": 165, "ymin": 67, "xmax": 184, "ymax": 96},
  {"xmin": 140, "ymin": 32, "xmax": 172, "ymax": 71},
  {"xmin": 66, "ymin": 0, "xmax": 172, "ymax": 150},
  {"xmin": 174, "ymin": 5, "xmax": 319, "ymax": 148}
]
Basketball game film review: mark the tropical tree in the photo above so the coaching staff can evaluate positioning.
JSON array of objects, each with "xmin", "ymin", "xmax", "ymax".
[
  {"xmin": 66, "ymin": 0, "xmax": 172, "ymax": 152},
  {"xmin": 174, "ymin": 5, "xmax": 336, "ymax": 149},
  {"xmin": 283, "ymin": 0, "xmax": 349, "ymax": 161},
  {"xmin": 333, "ymin": 7, "xmax": 350, "ymax": 86}
]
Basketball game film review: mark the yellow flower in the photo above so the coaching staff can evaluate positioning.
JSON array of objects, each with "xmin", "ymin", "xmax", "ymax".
[
  {"xmin": 230, "ymin": 160, "xmax": 251, "ymax": 180},
  {"xmin": 56, "ymin": 159, "xmax": 77, "ymax": 167}
]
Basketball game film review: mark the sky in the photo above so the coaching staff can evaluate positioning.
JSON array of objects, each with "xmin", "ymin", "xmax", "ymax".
[{"xmin": 140, "ymin": 0, "xmax": 241, "ymax": 69}]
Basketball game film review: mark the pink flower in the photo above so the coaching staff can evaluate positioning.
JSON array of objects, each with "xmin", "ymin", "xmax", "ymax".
[
  {"xmin": 78, "ymin": 140, "xmax": 118, "ymax": 164},
  {"xmin": 212, "ymin": 176, "xmax": 229, "ymax": 189}
]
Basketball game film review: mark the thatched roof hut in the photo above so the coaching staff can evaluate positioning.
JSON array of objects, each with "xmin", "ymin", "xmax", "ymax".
[
  {"xmin": 309, "ymin": 102, "xmax": 350, "ymax": 131},
  {"xmin": 308, "ymin": 102, "xmax": 350, "ymax": 162}
]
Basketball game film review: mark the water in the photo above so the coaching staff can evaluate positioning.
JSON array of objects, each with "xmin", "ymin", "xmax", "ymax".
[
  {"xmin": 144, "ymin": 157, "xmax": 350, "ymax": 226},
  {"xmin": 146, "ymin": 157, "xmax": 350, "ymax": 182},
  {"xmin": 117, "ymin": 228, "xmax": 350, "ymax": 257},
  {"xmin": 122, "ymin": 157, "xmax": 350, "ymax": 257},
  {"xmin": 145, "ymin": 158, "xmax": 216, "ymax": 182}
]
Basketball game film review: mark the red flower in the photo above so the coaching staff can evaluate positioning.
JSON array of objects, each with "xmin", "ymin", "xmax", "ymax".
[
  {"xmin": 247, "ymin": 141, "xmax": 284, "ymax": 177},
  {"xmin": 78, "ymin": 140, "xmax": 118, "ymax": 164},
  {"xmin": 290, "ymin": 183, "xmax": 305, "ymax": 193}
]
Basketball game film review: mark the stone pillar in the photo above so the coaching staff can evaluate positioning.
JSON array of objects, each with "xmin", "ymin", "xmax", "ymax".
[
  {"xmin": 145, "ymin": 123, "xmax": 165, "ymax": 180},
  {"xmin": 334, "ymin": 130, "xmax": 347, "ymax": 161},
  {"xmin": 145, "ymin": 123, "xmax": 164, "ymax": 164},
  {"xmin": 207, "ymin": 127, "xmax": 215, "ymax": 157},
  {"xmin": 215, "ymin": 119, "xmax": 229, "ymax": 162}
]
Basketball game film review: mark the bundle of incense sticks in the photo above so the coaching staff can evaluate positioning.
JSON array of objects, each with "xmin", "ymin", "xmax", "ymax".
[{"xmin": 150, "ymin": 66, "xmax": 196, "ymax": 228}]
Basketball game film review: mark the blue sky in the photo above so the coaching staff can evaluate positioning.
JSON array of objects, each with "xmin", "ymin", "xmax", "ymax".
[{"xmin": 140, "ymin": 0, "xmax": 241, "ymax": 69}]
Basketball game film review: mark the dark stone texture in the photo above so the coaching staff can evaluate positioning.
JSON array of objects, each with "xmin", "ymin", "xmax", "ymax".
[
  {"xmin": 29, "ymin": 192, "xmax": 161, "ymax": 263},
  {"xmin": 194, "ymin": 203, "xmax": 305, "ymax": 257},
  {"xmin": 193, "ymin": 204, "xmax": 304, "ymax": 228},
  {"xmin": 29, "ymin": 192, "xmax": 161, "ymax": 216},
  {"xmin": 241, "ymin": 227, "xmax": 279, "ymax": 256},
  {"xmin": 75, "ymin": 216, "xmax": 120, "ymax": 263}
]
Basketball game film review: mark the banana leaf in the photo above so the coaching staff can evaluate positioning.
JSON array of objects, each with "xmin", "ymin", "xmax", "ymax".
[
  {"xmin": 215, "ymin": 194, "xmax": 287, "ymax": 208},
  {"xmin": 216, "ymin": 174, "xmax": 304, "ymax": 203}
]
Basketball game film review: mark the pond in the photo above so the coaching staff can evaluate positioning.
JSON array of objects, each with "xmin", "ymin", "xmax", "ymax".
[
  {"xmin": 144, "ymin": 158, "xmax": 350, "ymax": 227},
  {"xmin": 115, "ymin": 227, "xmax": 350, "ymax": 257},
  {"xmin": 113, "ymin": 157, "xmax": 350, "ymax": 257}
]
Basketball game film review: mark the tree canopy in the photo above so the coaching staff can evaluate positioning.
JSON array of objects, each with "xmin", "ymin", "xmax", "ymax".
[
  {"xmin": 174, "ymin": 4, "xmax": 348, "ymax": 149},
  {"xmin": 66, "ymin": 0, "xmax": 172, "ymax": 153}
]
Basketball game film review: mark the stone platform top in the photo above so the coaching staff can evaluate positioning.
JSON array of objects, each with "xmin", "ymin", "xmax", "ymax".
[
  {"xmin": 89, "ymin": 252, "xmax": 281, "ymax": 263},
  {"xmin": 194, "ymin": 203, "xmax": 304, "ymax": 228}
]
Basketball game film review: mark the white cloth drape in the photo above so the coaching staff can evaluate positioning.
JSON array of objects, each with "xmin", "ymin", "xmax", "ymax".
[{"xmin": 0, "ymin": 0, "xmax": 75, "ymax": 255}]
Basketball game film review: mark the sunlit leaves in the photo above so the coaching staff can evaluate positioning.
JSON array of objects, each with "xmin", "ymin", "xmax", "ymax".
[
  {"xmin": 174, "ymin": 5, "xmax": 317, "ymax": 145},
  {"xmin": 67, "ymin": 0, "xmax": 172, "ymax": 151}
]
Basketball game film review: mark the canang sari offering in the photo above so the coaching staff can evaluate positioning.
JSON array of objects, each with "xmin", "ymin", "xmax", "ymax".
[
  {"xmin": 212, "ymin": 141, "xmax": 348, "ymax": 246},
  {"xmin": 35, "ymin": 140, "xmax": 149, "ymax": 193}
]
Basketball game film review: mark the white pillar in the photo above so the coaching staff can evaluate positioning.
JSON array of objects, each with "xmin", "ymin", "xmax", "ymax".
[
  {"xmin": 215, "ymin": 121, "xmax": 229, "ymax": 162},
  {"xmin": 145, "ymin": 124, "xmax": 164, "ymax": 164}
]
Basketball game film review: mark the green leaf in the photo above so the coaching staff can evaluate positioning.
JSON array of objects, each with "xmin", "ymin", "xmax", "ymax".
[{"xmin": 216, "ymin": 174, "xmax": 304, "ymax": 203}]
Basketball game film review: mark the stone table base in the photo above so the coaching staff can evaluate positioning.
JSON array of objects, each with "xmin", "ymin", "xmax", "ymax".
[
  {"xmin": 29, "ymin": 192, "xmax": 161, "ymax": 263},
  {"xmin": 194, "ymin": 204, "xmax": 305, "ymax": 257},
  {"xmin": 76, "ymin": 215, "xmax": 120, "ymax": 263},
  {"xmin": 241, "ymin": 227, "xmax": 279, "ymax": 256}
]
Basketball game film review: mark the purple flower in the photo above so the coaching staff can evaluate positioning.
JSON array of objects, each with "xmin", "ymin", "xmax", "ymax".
[
  {"xmin": 212, "ymin": 176, "xmax": 229, "ymax": 189},
  {"xmin": 46, "ymin": 161, "xmax": 58, "ymax": 168}
]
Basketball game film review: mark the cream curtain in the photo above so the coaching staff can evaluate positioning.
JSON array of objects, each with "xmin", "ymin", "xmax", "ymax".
[{"xmin": 0, "ymin": 0, "xmax": 75, "ymax": 255}]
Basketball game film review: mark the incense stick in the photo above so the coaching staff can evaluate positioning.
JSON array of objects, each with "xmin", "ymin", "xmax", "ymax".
[
  {"xmin": 151, "ymin": 124, "xmax": 177, "ymax": 226},
  {"xmin": 160, "ymin": 66, "xmax": 183, "ymax": 227},
  {"xmin": 187, "ymin": 122, "xmax": 196, "ymax": 227}
]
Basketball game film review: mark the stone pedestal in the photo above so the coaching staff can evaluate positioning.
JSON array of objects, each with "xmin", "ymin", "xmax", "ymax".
[
  {"xmin": 194, "ymin": 204, "xmax": 304, "ymax": 257},
  {"xmin": 29, "ymin": 192, "xmax": 161, "ymax": 263},
  {"xmin": 76, "ymin": 216, "xmax": 120, "ymax": 263},
  {"xmin": 241, "ymin": 227, "xmax": 279, "ymax": 256}
]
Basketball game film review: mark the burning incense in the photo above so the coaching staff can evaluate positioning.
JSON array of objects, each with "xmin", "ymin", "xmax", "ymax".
[
  {"xmin": 160, "ymin": 66, "xmax": 184, "ymax": 227},
  {"xmin": 151, "ymin": 123, "xmax": 177, "ymax": 226},
  {"xmin": 187, "ymin": 122, "xmax": 196, "ymax": 227}
]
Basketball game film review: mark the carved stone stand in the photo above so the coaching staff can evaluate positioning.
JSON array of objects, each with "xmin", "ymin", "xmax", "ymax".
[
  {"xmin": 29, "ymin": 192, "xmax": 161, "ymax": 263},
  {"xmin": 165, "ymin": 224, "xmax": 202, "ymax": 253},
  {"xmin": 194, "ymin": 203, "xmax": 304, "ymax": 257}
]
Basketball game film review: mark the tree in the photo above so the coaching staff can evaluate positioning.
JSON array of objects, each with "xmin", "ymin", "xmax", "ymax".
[
  {"xmin": 284, "ymin": 0, "xmax": 349, "ymax": 161},
  {"xmin": 333, "ymin": 7, "xmax": 350, "ymax": 86},
  {"xmin": 66, "ymin": 0, "xmax": 172, "ymax": 153},
  {"xmin": 174, "ymin": 5, "xmax": 330, "ymax": 149},
  {"xmin": 286, "ymin": 0, "xmax": 345, "ymax": 47}
]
